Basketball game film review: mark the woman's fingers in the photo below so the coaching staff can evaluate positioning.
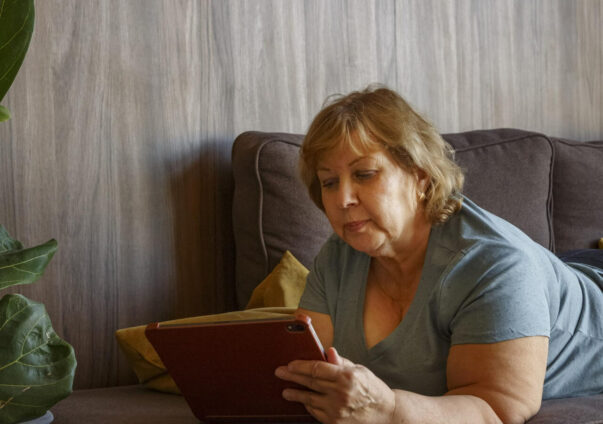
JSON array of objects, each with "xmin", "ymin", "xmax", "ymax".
[
  {"xmin": 275, "ymin": 352, "xmax": 359, "ymax": 396},
  {"xmin": 326, "ymin": 347, "xmax": 355, "ymax": 367},
  {"xmin": 282, "ymin": 388, "xmax": 334, "ymax": 415},
  {"xmin": 283, "ymin": 387, "xmax": 354, "ymax": 420},
  {"xmin": 326, "ymin": 346, "xmax": 341, "ymax": 365},
  {"xmin": 276, "ymin": 356, "xmax": 396, "ymax": 424},
  {"xmin": 282, "ymin": 358, "xmax": 343, "ymax": 382},
  {"xmin": 275, "ymin": 363, "xmax": 338, "ymax": 393},
  {"xmin": 306, "ymin": 406, "xmax": 330, "ymax": 424}
]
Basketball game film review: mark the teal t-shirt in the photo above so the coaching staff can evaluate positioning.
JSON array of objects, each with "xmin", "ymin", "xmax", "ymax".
[{"xmin": 299, "ymin": 197, "xmax": 603, "ymax": 399}]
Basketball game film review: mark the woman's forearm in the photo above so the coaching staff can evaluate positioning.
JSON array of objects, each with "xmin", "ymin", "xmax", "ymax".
[
  {"xmin": 276, "ymin": 347, "xmax": 529, "ymax": 424},
  {"xmin": 391, "ymin": 390, "xmax": 503, "ymax": 424}
]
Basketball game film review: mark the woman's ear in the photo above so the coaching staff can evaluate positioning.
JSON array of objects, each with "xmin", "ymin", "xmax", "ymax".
[{"xmin": 415, "ymin": 168, "xmax": 430, "ymax": 193}]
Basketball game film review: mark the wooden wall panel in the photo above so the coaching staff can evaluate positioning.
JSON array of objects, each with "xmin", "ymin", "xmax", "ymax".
[
  {"xmin": 0, "ymin": 0, "xmax": 601, "ymax": 389},
  {"xmin": 396, "ymin": 0, "xmax": 603, "ymax": 139}
]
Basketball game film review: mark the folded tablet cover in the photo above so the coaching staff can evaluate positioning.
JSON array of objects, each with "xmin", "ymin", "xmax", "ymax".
[{"xmin": 145, "ymin": 316, "xmax": 325, "ymax": 423}]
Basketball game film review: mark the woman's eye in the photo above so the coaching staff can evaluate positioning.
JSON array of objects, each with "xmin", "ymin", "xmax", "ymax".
[
  {"xmin": 355, "ymin": 171, "xmax": 376, "ymax": 180},
  {"xmin": 321, "ymin": 179, "xmax": 337, "ymax": 189}
]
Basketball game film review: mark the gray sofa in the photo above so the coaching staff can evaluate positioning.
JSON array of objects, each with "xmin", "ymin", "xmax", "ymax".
[{"xmin": 51, "ymin": 129, "xmax": 602, "ymax": 423}]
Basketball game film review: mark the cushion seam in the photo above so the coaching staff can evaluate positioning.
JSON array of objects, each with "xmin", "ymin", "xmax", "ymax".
[
  {"xmin": 553, "ymin": 139, "xmax": 603, "ymax": 148},
  {"xmin": 453, "ymin": 132, "xmax": 552, "ymax": 153},
  {"xmin": 254, "ymin": 140, "xmax": 270, "ymax": 278},
  {"xmin": 547, "ymin": 136, "xmax": 556, "ymax": 252},
  {"xmin": 255, "ymin": 135, "xmax": 305, "ymax": 279}
]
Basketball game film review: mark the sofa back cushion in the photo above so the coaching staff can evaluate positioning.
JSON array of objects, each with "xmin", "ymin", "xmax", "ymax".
[
  {"xmin": 232, "ymin": 129, "xmax": 556, "ymax": 308},
  {"xmin": 232, "ymin": 132, "xmax": 331, "ymax": 308},
  {"xmin": 444, "ymin": 129, "xmax": 554, "ymax": 250},
  {"xmin": 551, "ymin": 138, "xmax": 603, "ymax": 253}
]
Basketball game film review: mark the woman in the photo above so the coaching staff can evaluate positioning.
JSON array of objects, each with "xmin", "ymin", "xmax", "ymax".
[{"xmin": 274, "ymin": 86, "xmax": 603, "ymax": 423}]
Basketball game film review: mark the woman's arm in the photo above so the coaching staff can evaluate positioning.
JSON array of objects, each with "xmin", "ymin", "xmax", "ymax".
[
  {"xmin": 443, "ymin": 336, "xmax": 549, "ymax": 423},
  {"xmin": 389, "ymin": 336, "xmax": 549, "ymax": 423},
  {"xmin": 276, "ymin": 335, "xmax": 548, "ymax": 424}
]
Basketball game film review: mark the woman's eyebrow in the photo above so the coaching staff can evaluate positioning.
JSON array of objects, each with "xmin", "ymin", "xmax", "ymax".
[
  {"xmin": 350, "ymin": 156, "xmax": 373, "ymax": 165},
  {"xmin": 317, "ymin": 156, "xmax": 375, "ymax": 171}
]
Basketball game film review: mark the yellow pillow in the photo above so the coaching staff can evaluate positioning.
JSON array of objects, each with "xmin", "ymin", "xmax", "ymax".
[
  {"xmin": 245, "ymin": 250, "xmax": 309, "ymax": 309},
  {"xmin": 599, "ymin": 238, "xmax": 603, "ymax": 249},
  {"xmin": 115, "ymin": 251, "xmax": 309, "ymax": 394}
]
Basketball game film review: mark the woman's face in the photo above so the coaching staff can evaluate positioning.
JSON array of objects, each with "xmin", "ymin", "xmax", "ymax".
[{"xmin": 316, "ymin": 143, "xmax": 429, "ymax": 258}]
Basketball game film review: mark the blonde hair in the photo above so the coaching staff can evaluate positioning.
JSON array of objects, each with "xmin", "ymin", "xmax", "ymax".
[{"xmin": 299, "ymin": 85, "xmax": 464, "ymax": 224}]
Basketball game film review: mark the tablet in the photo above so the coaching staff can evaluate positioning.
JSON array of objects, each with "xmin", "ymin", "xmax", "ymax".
[{"xmin": 145, "ymin": 314, "xmax": 325, "ymax": 423}]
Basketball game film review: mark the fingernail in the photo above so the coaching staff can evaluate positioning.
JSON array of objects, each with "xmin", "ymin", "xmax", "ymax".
[
  {"xmin": 275, "ymin": 367, "xmax": 285, "ymax": 378},
  {"xmin": 282, "ymin": 389, "xmax": 291, "ymax": 400}
]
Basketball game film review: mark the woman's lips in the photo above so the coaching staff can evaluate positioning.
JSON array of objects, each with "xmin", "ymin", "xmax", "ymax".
[{"xmin": 344, "ymin": 220, "xmax": 369, "ymax": 232}]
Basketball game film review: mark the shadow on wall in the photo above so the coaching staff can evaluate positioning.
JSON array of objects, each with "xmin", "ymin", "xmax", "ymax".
[{"xmin": 168, "ymin": 139, "xmax": 236, "ymax": 319}]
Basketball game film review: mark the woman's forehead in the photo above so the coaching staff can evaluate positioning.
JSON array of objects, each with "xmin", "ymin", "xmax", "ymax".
[
  {"xmin": 317, "ymin": 143, "xmax": 388, "ymax": 169},
  {"xmin": 323, "ymin": 133, "xmax": 380, "ymax": 157}
]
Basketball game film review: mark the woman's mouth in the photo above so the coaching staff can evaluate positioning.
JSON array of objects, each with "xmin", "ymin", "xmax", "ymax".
[{"xmin": 344, "ymin": 220, "xmax": 369, "ymax": 232}]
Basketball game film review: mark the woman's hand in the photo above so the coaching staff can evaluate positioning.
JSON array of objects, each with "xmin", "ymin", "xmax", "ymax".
[{"xmin": 275, "ymin": 347, "xmax": 396, "ymax": 424}]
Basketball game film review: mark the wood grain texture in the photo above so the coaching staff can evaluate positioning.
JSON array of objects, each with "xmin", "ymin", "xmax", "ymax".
[
  {"xmin": 395, "ymin": 0, "xmax": 603, "ymax": 139},
  {"xmin": 0, "ymin": 0, "xmax": 601, "ymax": 389}
]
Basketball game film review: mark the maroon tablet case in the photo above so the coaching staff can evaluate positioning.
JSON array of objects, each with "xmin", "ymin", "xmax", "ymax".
[{"xmin": 145, "ymin": 315, "xmax": 325, "ymax": 423}]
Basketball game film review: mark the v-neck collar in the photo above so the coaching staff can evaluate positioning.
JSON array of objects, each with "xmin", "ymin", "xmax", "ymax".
[{"xmin": 356, "ymin": 224, "xmax": 443, "ymax": 360}]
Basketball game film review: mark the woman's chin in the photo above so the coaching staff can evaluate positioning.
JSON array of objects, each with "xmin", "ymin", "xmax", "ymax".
[{"xmin": 344, "ymin": 234, "xmax": 385, "ymax": 256}]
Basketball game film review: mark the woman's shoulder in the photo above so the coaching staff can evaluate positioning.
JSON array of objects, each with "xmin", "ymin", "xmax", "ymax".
[
  {"xmin": 433, "ymin": 204, "xmax": 557, "ymax": 343},
  {"xmin": 439, "ymin": 197, "xmax": 544, "ymax": 258},
  {"xmin": 432, "ymin": 197, "xmax": 559, "ymax": 291}
]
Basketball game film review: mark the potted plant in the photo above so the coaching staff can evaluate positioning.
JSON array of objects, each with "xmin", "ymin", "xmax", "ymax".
[{"xmin": 1, "ymin": 2, "xmax": 77, "ymax": 423}]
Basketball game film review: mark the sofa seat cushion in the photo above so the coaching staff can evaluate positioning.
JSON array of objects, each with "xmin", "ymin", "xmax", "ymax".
[
  {"xmin": 444, "ymin": 129, "xmax": 554, "ymax": 250},
  {"xmin": 551, "ymin": 138, "xmax": 603, "ymax": 253},
  {"xmin": 50, "ymin": 386, "xmax": 196, "ymax": 423},
  {"xmin": 527, "ymin": 394, "xmax": 603, "ymax": 423},
  {"xmin": 49, "ymin": 385, "xmax": 603, "ymax": 423}
]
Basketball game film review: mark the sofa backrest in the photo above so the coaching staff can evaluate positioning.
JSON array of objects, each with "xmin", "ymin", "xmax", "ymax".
[
  {"xmin": 551, "ymin": 137, "xmax": 603, "ymax": 253},
  {"xmin": 232, "ymin": 129, "xmax": 603, "ymax": 308},
  {"xmin": 231, "ymin": 132, "xmax": 331, "ymax": 308},
  {"xmin": 444, "ymin": 129, "xmax": 554, "ymax": 250}
]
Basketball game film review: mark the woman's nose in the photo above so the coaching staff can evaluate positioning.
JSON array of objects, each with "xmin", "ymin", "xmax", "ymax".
[{"xmin": 337, "ymin": 181, "xmax": 358, "ymax": 209}]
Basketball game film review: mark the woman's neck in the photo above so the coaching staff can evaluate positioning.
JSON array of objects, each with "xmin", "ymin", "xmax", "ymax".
[{"xmin": 371, "ymin": 218, "xmax": 431, "ymax": 295}]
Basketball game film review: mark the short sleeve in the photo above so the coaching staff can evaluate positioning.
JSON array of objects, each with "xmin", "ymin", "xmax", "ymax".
[
  {"xmin": 298, "ymin": 241, "xmax": 332, "ymax": 315},
  {"xmin": 439, "ymin": 243, "xmax": 553, "ymax": 345}
]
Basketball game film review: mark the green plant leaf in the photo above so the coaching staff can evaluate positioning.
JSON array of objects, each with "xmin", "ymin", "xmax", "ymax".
[
  {"xmin": 0, "ymin": 104, "xmax": 10, "ymax": 121},
  {"xmin": 0, "ymin": 226, "xmax": 57, "ymax": 292},
  {"xmin": 0, "ymin": 294, "xmax": 76, "ymax": 424},
  {"xmin": 0, "ymin": 0, "xmax": 35, "ymax": 103}
]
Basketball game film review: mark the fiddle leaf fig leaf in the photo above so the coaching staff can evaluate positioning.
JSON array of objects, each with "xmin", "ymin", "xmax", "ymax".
[
  {"xmin": 0, "ymin": 226, "xmax": 23, "ymax": 252},
  {"xmin": 0, "ymin": 105, "xmax": 10, "ymax": 121},
  {"xmin": 0, "ymin": 294, "xmax": 76, "ymax": 424},
  {"xmin": 0, "ymin": 0, "xmax": 35, "ymax": 104},
  {"xmin": 0, "ymin": 226, "xmax": 57, "ymax": 291}
]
